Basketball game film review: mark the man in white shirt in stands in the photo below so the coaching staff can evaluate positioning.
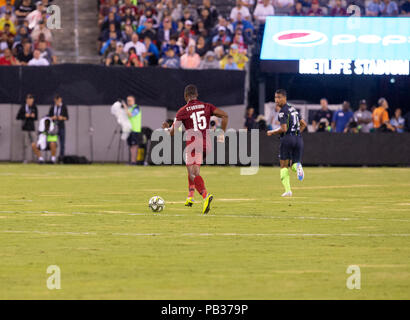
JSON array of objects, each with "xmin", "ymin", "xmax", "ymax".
[
  {"xmin": 28, "ymin": 49, "xmax": 50, "ymax": 66},
  {"xmin": 254, "ymin": 0, "xmax": 275, "ymax": 24},
  {"xmin": 230, "ymin": 0, "xmax": 251, "ymax": 21},
  {"xmin": 123, "ymin": 33, "xmax": 147, "ymax": 57}
]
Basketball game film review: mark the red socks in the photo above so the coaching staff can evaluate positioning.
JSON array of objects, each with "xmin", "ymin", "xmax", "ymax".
[
  {"xmin": 194, "ymin": 176, "xmax": 207, "ymax": 199},
  {"xmin": 188, "ymin": 176, "xmax": 195, "ymax": 198}
]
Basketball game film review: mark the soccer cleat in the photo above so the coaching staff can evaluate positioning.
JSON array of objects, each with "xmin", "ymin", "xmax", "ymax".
[
  {"xmin": 202, "ymin": 193, "xmax": 213, "ymax": 214},
  {"xmin": 281, "ymin": 191, "xmax": 292, "ymax": 197},
  {"xmin": 185, "ymin": 197, "xmax": 195, "ymax": 207},
  {"xmin": 296, "ymin": 163, "xmax": 304, "ymax": 181}
]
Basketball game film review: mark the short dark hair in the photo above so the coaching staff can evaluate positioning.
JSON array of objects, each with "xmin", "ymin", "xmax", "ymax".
[
  {"xmin": 54, "ymin": 94, "xmax": 62, "ymax": 100},
  {"xmin": 275, "ymin": 89, "xmax": 287, "ymax": 97},
  {"xmin": 26, "ymin": 93, "xmax": 34, "ymax": 99},
  {"xmin": 184, "ymin": 84, "xmax": 198, "ymax": 99}
]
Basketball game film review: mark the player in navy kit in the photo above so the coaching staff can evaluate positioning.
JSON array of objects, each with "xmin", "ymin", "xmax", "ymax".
[
  {"xmin": 162, "ymin": 84, "xmax": 228, "ymax": 213},
  {"xmin": 267, "ymin": 89, "xmax": 307, "ymax": 197}
]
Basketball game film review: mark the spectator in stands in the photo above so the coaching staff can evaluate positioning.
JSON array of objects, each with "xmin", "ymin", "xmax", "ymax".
[
  {"xmin": 353, "ymin": 99, "xmax": 373, "ymax": 133},
  {"xmin": 0, "ymin": 32, "xmax": 8, "ymax": 56},
  {"xmin": 121, "ymin": 24, "xmax": 134, "ymax": 44},
  {"xmin": 180, "ymin": 44, "xmax": 200, "ymax": 69},
  {"xmin": 390, "ymin": 108, "xmax": 405, "ymax": 132},
  {"xmin": 223, "ymin": 54, "xmax": 239, "ymax": 70},
  {"xmin": 312, "ymin": 98, "xmax": 333, "ymax": 132},
  {"xmin": 195, "ymin": 35, "xmax": 209, "ymax": 58},
  {"xmin": 139, "ymin": 18, "xmax": 157, "ymax": 42},
  {"xmin": 127, "ymin": 50, "xmax": 143, "ymax": 67},
  {"xmin": 401, "ymin": 0, "xmax": 410, "ymax": 15},
  {"xmin": 15, "ymin": 0, "xmax": 35, "ymax": 24},
  {"xmin": 379, "ymin": 0, "xmax": 399, "ymax": 16},
  {"xmin": 291, "ymin": 2, "xmax": 305, "ymax": 15},
  {"xmin": 267, "ymin": 102, "xmax": 281, "ymax": 130},
  {"xmin": 161, "ymin": 34, "xmax": 180, "ymax": 57},
  {"xmin": 31, "ymin": 19, "xmax": 52, "ymax": 43},
  {"xmin": 366, "ymin": 0, "xmax": 381, "ymax": 16},
  {"xmin": 106, "ymin": 41, "xmax": 127, "ymax": 66},
  {"xmin": 330, "ymin": 0, "xmax": 347, "ymax": 15},
  {"xmin": 38, "ymin": 39, "xmax": 55, "ymax": 64},
  {"xmin": 232, "ymin": 28, "xmax": 247, "ymax": 53},
  {"xmin": 26, "ymin": 1, "xmax": 45, "ymax": 29},
  {"xmin": 307, "ymin": 0, "xmax": 324, "ymax": 15},
  {"xmin": 157, "ymin": 16, "xmax": 176, "ymax": 47},
  {"xmin": 0, "ymin": 1, "xmax": 16, "ymax": 16},
  {"xmin": 16, "ymin": 93, "xmax": 38, "ymax": 162},
  {"xmin": 48, "ymin": 94, "xmax": 69, "ymax": 159},
  {"xmin": 159, "ymin": 47, "xmax": 180, "ymax": 68},
  {"xmin": 101, "ymin": 11, "xmax": 121, "ymax": 34},
  {"xmin": 212, "ymin": 26, "xmax": 231, "ymax": 50},
  {"xmin": 230, "ymin": 0, "xmax": 251, "ymax": 21},
  {"xmin": 199, "ymin": 50, "xmax": 220, "ymax": 69},
  {"xmin": 0, "ymin": 47, "xmax": 18, "ymax": 64},
  {"xmin": 253, "ymin": 0, "xmax": 275, "ymax": 25},
  {"xmin": 197, "ymin": 0, "xmax": 218, "ymax": 23},
  {"xmin": 244, "ymin": 107, "xmax": 256, "ymax": 130},
  {"xmin": 28, "ymin": 48, "xmax": 48, "ymax": 65},
  {"xmin": 331, "ymin": 101, "xmax": 353, "ymax": 133},
  {"xmin": 119, "ymin": 0, "xmax": 138, "ymax": 17},
  {"xmin": 198, "ymin": 7, "xmax": 214, "ymax": 31},
  {"xmin": 124, "ymin": 33, "xmax": 146, "ymax": 57},
  {"xmin": 142, "ymin": 36, "xmax": 159, "ymax": 66},
  {"xmin": 372, "ymin": 98, "xmax": 395, "ymax": 132},
  {"xmin": 0, "ymin": 10, "xmax": 16, "ymax": 35},
  {"xmin": 16, "ymin": 39, "xmax": 32, "ymax": 64},
  {"xmin": 220, "ymin": 43, "xmax": 248, "ymax": 70},
  {"xmin": 274, "ymin": 0, "xmax": 295, "ymax": 15}
]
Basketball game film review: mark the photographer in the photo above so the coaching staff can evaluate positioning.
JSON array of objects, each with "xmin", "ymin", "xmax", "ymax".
[
  {"xmin": 48, "ymin": 94, "xmax": 69, "ymax": 160},
  {"xmin": 16, "ymin": 93, "xmax": 38, "ymax": 162},
  {"xmin": 31, "ymin": 116, "xmax": 58, "ymax": 164},
  {"xmin": 122, "ymin": 95, "xmax": 142, "ymax": 165}
]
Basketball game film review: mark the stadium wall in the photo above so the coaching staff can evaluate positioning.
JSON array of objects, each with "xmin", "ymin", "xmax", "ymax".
[
  {"xmin": 0, "ymin": 65, "xmax": 246, "ymax": 108},
  {"xmin": 0, "ymin": 104, "xmax": 245, "ymax": 162},
  {"xmin": 146, "ymin": 132, "xmax": 410, "ymax": 166}
]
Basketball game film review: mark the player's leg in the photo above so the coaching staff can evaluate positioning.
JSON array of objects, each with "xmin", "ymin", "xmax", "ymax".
[
  {"xmin": 185, "ymin": 166, "xmax": 196, "ymax": 206},
  {"xmin": 279, "ymin": 137, "xmax": 292, "ymax": 197},
  {"xmin": 293, "ymin": 136, "xmax": 304, "ymax": 181},
  {"xmin": 128, "ymin": 133, "xmax": 138, "ymax": 165}
]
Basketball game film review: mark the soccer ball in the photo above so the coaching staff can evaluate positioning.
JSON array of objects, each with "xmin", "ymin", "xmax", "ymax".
[{"xmin": 148, "ymin": 196, "xmax": 165, "ymax": 212}]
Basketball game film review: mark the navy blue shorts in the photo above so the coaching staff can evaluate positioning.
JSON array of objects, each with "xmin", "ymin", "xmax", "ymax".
[
  {"xmin": 279, "ymin": 135, "xmax": 304, "ymax": 163},
  {"xmin": 127, "ymin": 132, "xmax": 143, "ymax": 146}
]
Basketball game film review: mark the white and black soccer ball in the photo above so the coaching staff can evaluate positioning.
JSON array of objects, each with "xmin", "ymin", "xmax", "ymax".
[{"xmin": 149, "ymin": 196, "xmax": 165, "ymax": 212}]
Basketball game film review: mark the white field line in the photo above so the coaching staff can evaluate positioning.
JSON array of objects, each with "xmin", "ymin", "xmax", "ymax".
[
  {"xmin": 1, "ymin": 230, "xmax": 410, "ymax": 238},
  {"xmin": 1, "ymin": 210, "xmax": 410, "ymax": 223}
]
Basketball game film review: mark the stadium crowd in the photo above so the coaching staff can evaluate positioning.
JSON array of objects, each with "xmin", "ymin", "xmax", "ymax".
[
  {"xmin": 0, "ymin": 0, "xmax": 57, "ymax": 66},
  {"xmin": 250, "ymin": 97, "xmax": 410, "ymax": 133},
  {"xmin": 96, "ymin": 0, "xmax": 410, "ymax": 69}
]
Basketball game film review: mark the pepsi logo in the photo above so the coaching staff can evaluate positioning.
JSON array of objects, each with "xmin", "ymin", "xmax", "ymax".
[{"xmin": 273, "ymin": 30, "xmax": 328, "ymax": 47}]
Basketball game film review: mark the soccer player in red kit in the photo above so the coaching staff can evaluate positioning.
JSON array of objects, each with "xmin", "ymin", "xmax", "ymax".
[{"xmin": 162, "ymin": 84, "xmax": 228, "ymax": 214}]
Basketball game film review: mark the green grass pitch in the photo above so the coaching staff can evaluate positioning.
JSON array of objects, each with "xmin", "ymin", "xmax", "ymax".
[{"xmin": 0, "ymin": 164, "xmax": 409, "ymax": 299}]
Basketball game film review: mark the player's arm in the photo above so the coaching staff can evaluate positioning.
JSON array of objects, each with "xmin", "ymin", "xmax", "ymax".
[
  {"xmin": 299, "ymin": 119, "xmax": 307, "ymax": 133},
  {"xmin": 212, "ymin": 108, "xmax": 228, "ymax": 132},
  {"xmin": 162, "ymin": 119, "xmax": 182, "ymax": 136},
  {"xmin": 267, "ymin": 123, "xmax": 287, "ymax": 136}
]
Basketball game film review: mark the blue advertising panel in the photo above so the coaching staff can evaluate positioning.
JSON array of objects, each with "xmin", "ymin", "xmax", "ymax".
[{"xmin": 260, "ymin": 17, "xmax": 410, "ymax": 61}]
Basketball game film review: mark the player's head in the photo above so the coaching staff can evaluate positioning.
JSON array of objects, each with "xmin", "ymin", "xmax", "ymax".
[
  {"xmin": 274, "ymin": 89, "xmax": 287, "ymax": 107},
  {"xmin": 26, "ymin": 93, "xmax": 34, "ymax": 105},
  {"xmin": 184, "ymin": 84, "xmax": 198, "ymax": 102},
  {"xmin": 127, "ymin": 95, "xmax": 136, "ymax": 107},
  {"xmin": 359, "ymin": 99, "xmax": 367, "ymax": 111},
  {"xmin": 320, "ymin": 98, "xmax": 328, "ymax": 109}
]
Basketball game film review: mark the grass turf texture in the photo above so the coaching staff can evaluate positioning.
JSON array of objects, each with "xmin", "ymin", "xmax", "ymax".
[{"xmin": 0, "ymin": 164, "xmax": 409, "ymax": 299}]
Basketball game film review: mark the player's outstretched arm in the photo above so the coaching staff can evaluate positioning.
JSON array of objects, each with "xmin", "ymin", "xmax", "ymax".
[
  {"xmin": 300, "ymin": 119, "xmax": 307, "ymax": 133},
  {"xmin": 267, "ymin": 124, "xmax": 287, "ymax": 136},
  {"xmin": 213, "ymin": 108, "xmax": 228, "ymax": 132}
]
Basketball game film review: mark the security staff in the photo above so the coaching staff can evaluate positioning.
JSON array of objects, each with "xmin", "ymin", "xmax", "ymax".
[{"xmin": 48, "ymin": 94, "xmax": 69, "ymax": 160}]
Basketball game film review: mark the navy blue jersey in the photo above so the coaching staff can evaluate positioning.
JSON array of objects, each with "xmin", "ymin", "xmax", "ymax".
[{"xmin": 278, "ymin": 104, "xmax": 302, "ymax": 137}]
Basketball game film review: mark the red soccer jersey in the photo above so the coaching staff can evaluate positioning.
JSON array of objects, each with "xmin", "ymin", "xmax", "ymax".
[{"xmin": 175, "ymin": 99, "xmax": 217, "ymax": 150}]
